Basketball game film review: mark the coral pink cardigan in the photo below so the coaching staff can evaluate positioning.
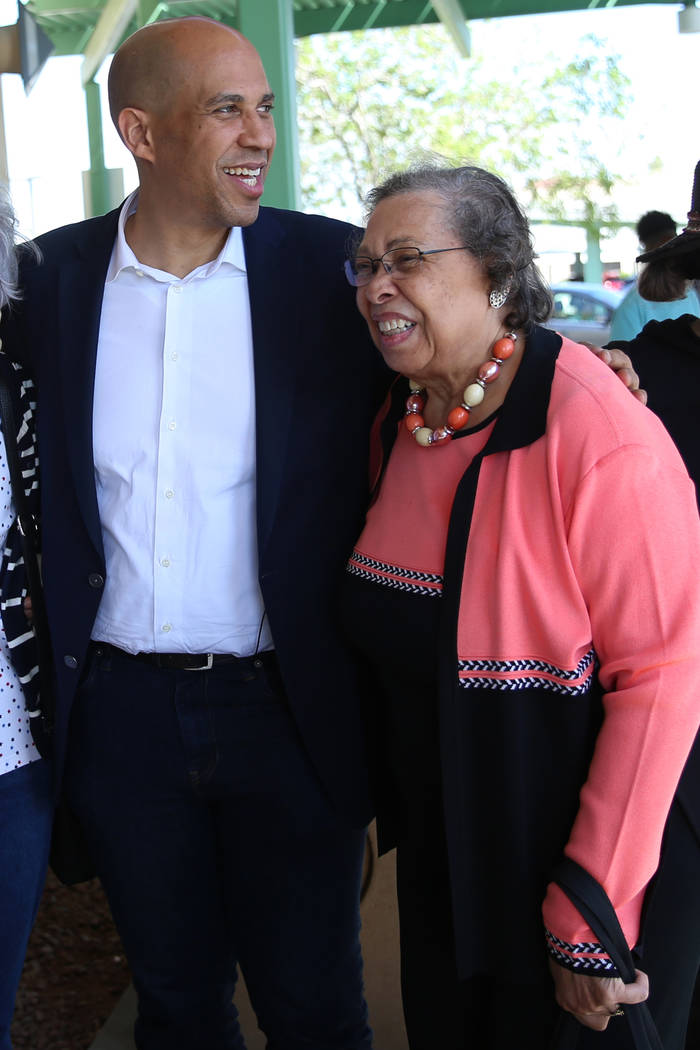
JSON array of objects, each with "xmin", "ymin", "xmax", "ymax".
[{"xmin": 352, "ymin": 328, "xmax": 700, "ymax": 975}]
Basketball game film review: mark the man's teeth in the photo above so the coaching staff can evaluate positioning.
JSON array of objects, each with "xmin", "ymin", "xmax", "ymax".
[
  {"xmin": 377, "ymin": 319, "xmax": 415, "ymax": 334},
  {"xmin": 224, "ymin": 166, "xmax": 261, "ymax": 185}
]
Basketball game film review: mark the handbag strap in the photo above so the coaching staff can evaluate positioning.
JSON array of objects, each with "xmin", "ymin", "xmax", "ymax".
[
  {"xmin": 0, "ymin": 368, "xmax": 54, "ymax": 730},
  {"xmin": 551, "ymin": 856, "xmax": 664, "ymax": 1050}
]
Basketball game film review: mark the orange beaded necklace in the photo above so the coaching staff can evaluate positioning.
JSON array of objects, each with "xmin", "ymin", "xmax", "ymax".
[{"xmin": 404, "ymin": 331, "xmax": 517, "ymax": 447}]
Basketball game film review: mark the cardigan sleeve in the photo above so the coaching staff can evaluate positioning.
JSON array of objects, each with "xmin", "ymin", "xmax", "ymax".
[{"xmin": 542, "ymin": 437, "xmax": 700, "ymax": 971}]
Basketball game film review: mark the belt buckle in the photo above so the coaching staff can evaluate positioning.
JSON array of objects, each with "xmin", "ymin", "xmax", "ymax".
[{"xmin": 185, "ymin": 653, "xmax": 214, "ymax": 672}]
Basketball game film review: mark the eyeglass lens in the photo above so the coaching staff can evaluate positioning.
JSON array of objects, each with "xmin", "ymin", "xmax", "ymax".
[{"xmin": 345, "ymin": 247, "xmax": 423, "ymax": 287}]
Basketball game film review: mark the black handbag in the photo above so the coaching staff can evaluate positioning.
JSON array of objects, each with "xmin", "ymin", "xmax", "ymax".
[
  {"xmin": 0, "ymin": 365, "xmax": 96, "ymax": 885},
  {"xmin": 549, "ymin": 856, "xmax": 663, "ymax": 1050}
]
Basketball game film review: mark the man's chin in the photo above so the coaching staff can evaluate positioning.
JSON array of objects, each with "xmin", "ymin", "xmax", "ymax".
[{"xmin": 227, "ymin": 199, "xmax": 263, "ymax": 228}]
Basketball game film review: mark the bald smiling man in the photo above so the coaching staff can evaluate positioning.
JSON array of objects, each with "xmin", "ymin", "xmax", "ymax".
[{"xmin": 0, "ymin": 16, "xmax": 641, "ymax": 1050}]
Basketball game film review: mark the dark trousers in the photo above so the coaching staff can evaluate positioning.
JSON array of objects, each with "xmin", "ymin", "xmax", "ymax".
[
  {"xmin": 396, "ymin": 798, "xmax": 700, "ymax": 1050},
  {"xmin": 64, "ymin": 644, "xmax": 371, "ymax": 1050},
  {"xmin": 0, "ymin": 758, "xmax": 52, "ymax": 1050}
]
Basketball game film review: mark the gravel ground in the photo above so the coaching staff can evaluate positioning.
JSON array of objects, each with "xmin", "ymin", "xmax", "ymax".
[{"xmin": 11, "ymin": 870, "xmax": 131, "ymax": 1050}]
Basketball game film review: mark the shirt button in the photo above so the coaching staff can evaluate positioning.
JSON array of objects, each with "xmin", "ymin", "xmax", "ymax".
[
  {"xmin": 165, "ymin": 489, "xmax": 174, "ymax": 499},
  {"xmin": 134, "ymin": 268, "xmax": 144, "ymax": 278},
  {"xmin": 161, "ymin": 623, "xmax": 172, "ymax": 633},
  {"xmin": 172, "ymin": 285, "xmax": 182, "ymax": 294},
  {"xmin": 167, "ymin": 421, "xmax": 176, "ymax": 431},
  {"xmin": 64, "ymin": 655, "xmax": 79, "ymax": 669},
  {"xmin": 171, "ymin": 352, "xmax": 178, "ymax": 361},
  {"xmin": 88, "ymin": 572, "xmax": 104, "ymax": 588},
  {"xmin": 160, "ymin": 558, "xmax": 170, "ymax": 568}
]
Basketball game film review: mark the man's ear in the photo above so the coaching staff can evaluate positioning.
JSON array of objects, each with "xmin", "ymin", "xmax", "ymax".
[{"xmin": 117, "ymin": 107, "xmax": 155, "ymax": 163}]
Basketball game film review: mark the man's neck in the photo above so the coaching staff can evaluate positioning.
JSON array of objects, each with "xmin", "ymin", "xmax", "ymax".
[{"xmin": 124, "ymin": 206, "xmax": 231, "ymax": 279}]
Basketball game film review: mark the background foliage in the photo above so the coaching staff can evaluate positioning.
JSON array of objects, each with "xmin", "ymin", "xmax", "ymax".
[{"xmin": 294, "ymin": 26, "xmax": 631, "ymax": 234}]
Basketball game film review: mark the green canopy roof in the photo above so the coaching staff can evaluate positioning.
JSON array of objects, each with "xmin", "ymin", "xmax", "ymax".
[{"xmin": 25, "ymin": 0, "xmax": 685, "ymax": 58}]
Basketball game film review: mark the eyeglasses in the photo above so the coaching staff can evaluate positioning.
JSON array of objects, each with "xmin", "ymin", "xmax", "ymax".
[{"xmin": 344, "ymin": 246, "xmax": 470, "ymax": 287}]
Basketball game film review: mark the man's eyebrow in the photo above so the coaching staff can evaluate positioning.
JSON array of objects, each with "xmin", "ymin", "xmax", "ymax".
[{"xmin": 205, "ymin": 92, "xmax": 276, "ymax": 108}]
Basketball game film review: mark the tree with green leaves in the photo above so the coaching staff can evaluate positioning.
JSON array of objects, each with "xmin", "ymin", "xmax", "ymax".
[{"xmin": 294, "ymin": 25, "xmax": 631, "ymax": 238}]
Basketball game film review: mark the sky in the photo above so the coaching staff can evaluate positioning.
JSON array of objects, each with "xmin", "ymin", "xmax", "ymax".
[{"xmin": 0, "ymin": 1, "xmax": 696, "ymax": 280}]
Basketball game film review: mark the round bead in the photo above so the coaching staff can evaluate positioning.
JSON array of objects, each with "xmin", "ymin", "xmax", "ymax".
[
  {"xmin": 463, "ymin": 382, "xmax": 485, "ymax": 407},
  {"xmin": 447, "ymin": 405, "xmax": 470, "ymax": 430},
  {"xmin": 478, "ymin": 360, "xmax": 500, "ymax": 383},
  {"xmin": 406, "ymin": 393, "xmax": 425, "ymax": 413},
  {"xmin": 492, "ymin": 336, "xmax": 515, "ymax": 361},
  {"xmin": 431, "ymin": 426, "xmax": 453, "ymax": 443},
  {"xmin": 414, "ymin": 427, "xmax": 433, "ymax": 446},
  {"xmin": 404, "ymin": 413, "xmax": 424, "ymax": 433}
]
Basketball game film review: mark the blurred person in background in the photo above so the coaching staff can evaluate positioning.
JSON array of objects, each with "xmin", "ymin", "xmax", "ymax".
[
  {"xmin": 607, "ymin": 160, "xmax": 700, "ymax": 1050},
  {"xmin": 609, "ymin": 209, "xmax": 700, "ymax": 341}
]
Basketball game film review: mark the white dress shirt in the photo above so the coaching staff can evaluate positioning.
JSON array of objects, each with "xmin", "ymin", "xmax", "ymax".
[{"xmin": 91, "ymin": 191, "xmax": 273, "ymax": 655}]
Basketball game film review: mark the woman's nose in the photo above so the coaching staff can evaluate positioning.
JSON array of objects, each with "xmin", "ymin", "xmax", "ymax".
[{"xmin": 362, "ymin": 265, "xmax": 396, "ymax": 301}]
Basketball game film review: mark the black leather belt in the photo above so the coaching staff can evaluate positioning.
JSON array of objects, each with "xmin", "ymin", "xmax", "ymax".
[{"xmin": 91, "ymin": 641, "xmax": 277, "ymax": 673}]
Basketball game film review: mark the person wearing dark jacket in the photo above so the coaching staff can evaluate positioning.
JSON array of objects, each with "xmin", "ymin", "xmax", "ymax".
[{"xmin": 606, "ymin": 160, "xmax": 700, "ymax": 1050}]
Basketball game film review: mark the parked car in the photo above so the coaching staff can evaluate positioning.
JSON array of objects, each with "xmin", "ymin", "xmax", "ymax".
[{"xmin": 544, "ymin": 282, "xmax": 624, "ymax": 346}]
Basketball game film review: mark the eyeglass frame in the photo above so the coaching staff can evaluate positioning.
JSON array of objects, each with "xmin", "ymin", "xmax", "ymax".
[{"xmin": 343, "ymin": 245, "xmax": 471, "ymax": 287}]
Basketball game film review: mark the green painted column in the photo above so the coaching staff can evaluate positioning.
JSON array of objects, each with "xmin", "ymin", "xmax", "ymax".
[
  {"xmin": 83, "ymin": 78, "xmax": 124, "ymax": 217},
  {"xmin": 236, "ymin": 0, "xmax": 300, "ymax": 211},
  {"xmin": 584, "ymin": 226, "xmax": 603, "ymax": 283}
]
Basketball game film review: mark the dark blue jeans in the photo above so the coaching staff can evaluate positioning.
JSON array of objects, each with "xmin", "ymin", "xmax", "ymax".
[
  {"xmin": 64, "ymin": 645, "xmax": 371, "ymax": 1050},
  {"xmin": 0, "ymin": 758, "xmax": 53, "ymax": 1050}
]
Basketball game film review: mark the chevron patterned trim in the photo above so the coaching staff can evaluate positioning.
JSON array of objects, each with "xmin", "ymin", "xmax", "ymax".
[
  {"xmin": 457, "ymin": 649, "xmax": 596, "ymax": 695},
  {"xmin": 346, "ymin": 550, "xmax": 443, "ymax": 597},
  {"xmin": 545, "ymin": 929, "xmax": 618, "ymax": 975}
]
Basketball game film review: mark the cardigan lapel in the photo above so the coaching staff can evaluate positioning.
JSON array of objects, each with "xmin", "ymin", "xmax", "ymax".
[
  {"xmin": 56, "ymin": 210, "xmax": 120, "ymax": 559},
  {"xmin": 243, "ymin": 209, "xmax": 304, "ymax": 559},
  {"xmin": 484, "ymin": 325, "xmax": 561, "ymax": 455}
]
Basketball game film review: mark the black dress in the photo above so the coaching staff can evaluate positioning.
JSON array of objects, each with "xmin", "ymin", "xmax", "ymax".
[{"xmin": 341, "ymin": 414, "xmax": 566, "ymax": 1049}]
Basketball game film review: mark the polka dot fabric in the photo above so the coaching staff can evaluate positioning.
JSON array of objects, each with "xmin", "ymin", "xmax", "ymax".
[
  {"xmin": 0, "ymin": 360, "xmax": 41, "ymax": 774},
  {"xmin": 0, "ymin": 429, "xmax": 39, "ymax": 772}
]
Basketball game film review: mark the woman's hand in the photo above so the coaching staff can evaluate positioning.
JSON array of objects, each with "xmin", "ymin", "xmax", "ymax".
[
  {"xmin": 549, "ymin": 958, "xmax": 649, "ymax": 1031},
  {"xmin": 585, "ymin": 345, "xmax": 648, "ymax": 405}
]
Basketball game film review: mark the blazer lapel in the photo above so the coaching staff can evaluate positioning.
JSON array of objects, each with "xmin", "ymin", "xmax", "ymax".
[
  {"xmin": 57, "ymin": 210, "xmax": 120, "ymax": 559},
  {"xmin": 55, "ymin": 206, "xmax": 301, "ymax": 564},
  {"xmin": 244, "ymin": 210, "xmax": 303, "ymax": 558}
]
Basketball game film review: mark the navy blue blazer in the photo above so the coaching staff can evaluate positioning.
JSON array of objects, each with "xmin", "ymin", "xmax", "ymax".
[{"xmin": 2, "ymin": 204, "xmax": 389, "ymax": 827}]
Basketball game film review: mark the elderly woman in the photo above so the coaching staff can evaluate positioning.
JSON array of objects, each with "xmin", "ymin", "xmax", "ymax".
[
  {"xmin": 340, "ymin": 165, "xmax": 700, "ymax": 1049},
  {"xmin": 0, "ymin": 191, "xmax": 50, "ymax": 1050}
]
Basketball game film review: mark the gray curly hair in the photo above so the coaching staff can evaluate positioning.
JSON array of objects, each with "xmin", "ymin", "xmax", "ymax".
[{"xmin": 363, "ymin": 164, "xmax": 553, "ymax": 332}]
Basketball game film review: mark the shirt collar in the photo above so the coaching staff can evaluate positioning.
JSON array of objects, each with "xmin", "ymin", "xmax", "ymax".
[{"xmin": 106, "ymin": 189, "xmax": 247, "ymax": 284}]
